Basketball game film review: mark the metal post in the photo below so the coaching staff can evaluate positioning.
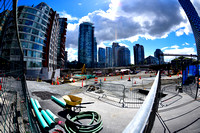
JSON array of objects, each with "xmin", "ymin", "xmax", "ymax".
[{"xmin": 195, "ymin": 62, "xmax": 199, "ymax": 99}]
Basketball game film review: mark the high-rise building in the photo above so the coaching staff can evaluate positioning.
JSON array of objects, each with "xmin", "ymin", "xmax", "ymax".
[
  {"xmin": 0, "ymin": 10, "xmax": 10, "ymax": 46},
  {"xmin": 78, "ymin": 22, "xmax": 96, "ymax": 68},
  {"xmin": 154, "ymin": 49, "xmax": 164, "ymax": 64},
  {"xmin": 179, "ymin": 0, "xmax": 200, "ymax": 59},
  {"xmin": 118, "ymin": 46, "xmax": 130, "ymax": 66},
  {"xmin": 145, "ymin": 56, "xmax": 159, "ymax": 65},
  {"xmin": 98, "ymin": 47, "xmax": 105, "ymax": 68},
  {"xmin": 93, "ymin": 37, "xmax": 97, "ymax": 67},
  {"xmin": 57, "ymin": 18, "xmax": 67, "ymax": 69},
  {"xmin": 64, "ymin": 51, "xmax": 68, "ymax": 68},
  {"xmin": 0, "ymin": 2, "xmax": 62, "ymax": 79},
  {"xmin": 106, "ymin": 47, "xmax": 112, "ymax": 67},
  {"xmin": 112, "ymin": 42, "xmax": 120, "ymax": 67},
  {"xmin": 133, "ymin": 44, "xmax": 144, "ymax": 65}
]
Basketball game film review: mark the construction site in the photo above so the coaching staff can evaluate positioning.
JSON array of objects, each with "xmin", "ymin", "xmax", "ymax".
[{"xmin": 1, "ymin": 0, "xmax": 200, "ymax": 133}]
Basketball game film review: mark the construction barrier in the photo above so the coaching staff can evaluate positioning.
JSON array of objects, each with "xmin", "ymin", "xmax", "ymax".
[{"xmin": 94, "ymin": 77, "xmax": 98, "ymax": 84}]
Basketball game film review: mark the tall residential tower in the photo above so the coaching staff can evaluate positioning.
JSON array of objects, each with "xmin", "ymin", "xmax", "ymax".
[
  {"xmin": 106, "ymin": 47, "xmax": 112, "ymax": 67},
  {"xmin": 78, "ymin": 22, "xmax": 97, "ymax": 68},
  {"xmin": 133, "ymin": 44, "xmax": 144, "ymax": 65},
  {"xmin": 0, "ymin": 2, "xmax": 64, "ymax": 79},
  {"xmin": 154, "ymin": 49, "xmax": 164, "ymax": 64},
  {"xmin": 112, "ymin": 42, "xmax": 120, "ymax": 67},
  {"xmin": 118, "ymin": 46, "xmax": 130, "ymax": 66}
]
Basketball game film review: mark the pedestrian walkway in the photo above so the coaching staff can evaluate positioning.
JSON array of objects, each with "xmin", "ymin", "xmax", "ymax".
[{"xmin": 152, "ymin": 92, "xmax": 200, "ymax": 133}]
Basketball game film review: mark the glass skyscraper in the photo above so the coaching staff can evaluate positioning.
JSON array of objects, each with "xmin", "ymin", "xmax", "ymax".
[
  {"xmin": 1, "ymin": 2, "xmax": 63, "ymax": 79},
  {"xmin": 112, "ymin": 42, "xmax": 120, "ymax": 67},
  {"xmin": 133, "ymin": 44, "xmax": 144, "ymax": 65},
  {"xmin": 118, "ymin": 46, "xmax": 130, "ymax": 66},
  {"xmin": 154, "ymin": 49, "xmax": 164, "ymax": 64},
  {"xmin": 106, "ymin": 47, "xmax": 112, "ymax": 67},
  {"xmin": 179, "ymin": 0, "xmax": 200, "ymax": 59},
  {"xmin": 78, "ymin": 22, "xmax": 96, "ymax": 68},
  {"xmin": 98, "ymin": 47, "xmax": 106, "ymax": 68}
]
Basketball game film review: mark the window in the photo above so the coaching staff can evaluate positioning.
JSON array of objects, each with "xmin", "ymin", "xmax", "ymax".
[
  {"xmin": 32, "ymin": 29, "xmax": 39, "ymax": 35},
  {"xmin": 25, "ymin": 20, "xmax": 33, "ymax": 26}
]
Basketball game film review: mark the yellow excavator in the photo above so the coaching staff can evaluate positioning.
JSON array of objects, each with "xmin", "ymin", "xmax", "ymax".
[{"xmin": 81, "ymin": 64, "xmax": 86, "ymax": 74}]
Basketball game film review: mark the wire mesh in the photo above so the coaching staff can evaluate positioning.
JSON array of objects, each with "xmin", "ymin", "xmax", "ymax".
[{"xmin": 0, "ymin": 0, "xmax": 40, "ymax": 132}]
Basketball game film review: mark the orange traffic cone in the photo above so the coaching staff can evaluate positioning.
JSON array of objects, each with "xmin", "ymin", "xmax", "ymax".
[
  {"xmin": 73, "ymin": 79, "xmax": 75, "ymax": 83},
  {"xmin": 104, "ymin": 77, "xmax": 106, "ymax": 81},
  {"xmin": 128, "ymin": 76, "xmax": 131, "ymax": 81},
  {"xmin": 57, "ymin": 77, "xmax": 59, "ymax": 85},
  {"xmin": 51, "ymin": 81, "xmax": 53, "ymax": 85},
  {"xmin": 121, "ymin": 75, "xmax": 122, "ymax": 79}
]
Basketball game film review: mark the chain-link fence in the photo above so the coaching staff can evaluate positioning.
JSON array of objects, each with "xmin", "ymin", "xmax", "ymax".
[{"xmin": 0, "ymin": 0, "xmax": 40, "ymax": 132}]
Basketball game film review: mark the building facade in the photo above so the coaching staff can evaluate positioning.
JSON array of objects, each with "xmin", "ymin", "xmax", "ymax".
[
  {"xmin": 57, "ymin": 18, "xmax": 67, "ymax": 69},
  {"xmin": 179, "ymin": 0, "xmax": 200, "ymax": 59},
  {"xmin": 154, "ymin": 49, "xmax": 164, "ymax": 64},
  {"xmin": 117, "ymin": 46, "xmax": 130, "ymax": 67},
  {"xmin": 106, "ymin": 47, "xmax": 112, "ymax": 67},
  {"xmin": 98, "ymin": 47, "xmax": 106, "ymax": 68},
  {"xmin": 145, "ymin": 56, "xmax": 159, "ymax": 65},
  {"xmin": 64, "ymin": 51, "xmax": 68, "ymax": 69},
  {"xmin": 78, "ymin": 22, "xmax": 96, "ymax": 68},
  {"xmin": 1, "ymin": 2, "xmax": 62, "ymax": 79},
  {"xmin": 133, "ymin": 44, "xmax": 144, "ymax": 65},
  {"xmin": 112, "ymin": 42, "xmax": 120, "ymax": 67}
]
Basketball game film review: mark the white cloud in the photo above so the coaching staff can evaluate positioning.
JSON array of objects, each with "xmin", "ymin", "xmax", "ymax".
[
  {"xmin": 97, "ymin": 42, "xmax": 107, "ymax": 49},
  {"xmin": 65, "ymin": 48, "xmax": 78, "ymax": 61},
  {"xmin": 119, "ymin": 43, "xmax": 129, "ymax": 47},
  {"xmin": 182, "ymin": 42, "xmax": 190, "ymax": 46},
  {"xmin": 67, "ymin": 23, "xmax": 78, "ymax": 31},
  {"xmin": 58, "ymin": 11, "xmax": 78, "ymax": 21},
  {"xmin": 161, "ymin": 47, "xmax": 169, "ymax": 51},
  {"xmin": 78, "ymin": 3, "xmax": 82, "ymax": 6},
  {"xmin": 163, "ymin": 47, "xmax": 196, "ymax": 62},
  {"xmin": 171, "ymin": 45, "xmax": 179, "ymax": 49},
  {"xmin": 176, "ymin": 28, "xmax": 184, "ymax": 36}
]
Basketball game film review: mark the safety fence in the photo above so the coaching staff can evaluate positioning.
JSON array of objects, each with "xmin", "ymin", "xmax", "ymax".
[
  {"xmin": 123, "ymin": 71, "xmax": 161, "ymax": 133},
  {"xmin": 85, "ymin": 80, "xmax": 149, "ymax": 108},
  {"xmin": 0, "ymin": 0, "xmax": 40, "ymax": 132},
  {"xmin": 182, "ymin": 64, "xmax": 200, "ymax": 99}
]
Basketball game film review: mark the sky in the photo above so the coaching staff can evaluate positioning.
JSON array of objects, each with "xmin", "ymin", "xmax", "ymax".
[{"xmin": 18, "ymin": 0, "xmax": 200, "ymax": 64}]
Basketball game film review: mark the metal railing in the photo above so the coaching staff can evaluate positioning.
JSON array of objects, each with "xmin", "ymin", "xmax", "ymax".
[{"xmin": 123, "ymin": 71, "xmax": 161, "ymax": 133}]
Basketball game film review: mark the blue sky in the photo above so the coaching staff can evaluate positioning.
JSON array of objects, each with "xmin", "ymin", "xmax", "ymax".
[{"xmin": 18, "ymin": 0, "xmax": 200, "ymax": 64}]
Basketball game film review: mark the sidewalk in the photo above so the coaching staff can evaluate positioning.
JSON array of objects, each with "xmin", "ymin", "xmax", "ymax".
[{"xmin": 152, "ymin": 92, "xmax": 200, "ymax": 133}]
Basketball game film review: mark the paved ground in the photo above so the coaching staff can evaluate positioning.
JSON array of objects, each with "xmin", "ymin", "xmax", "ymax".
[
  {"xmin": 152, "ymin": 93, "xmax": 200, "ymax": 133},
  {"xmin": 26, "ymin": 72, "xmax": 200, "ymax": 133}
]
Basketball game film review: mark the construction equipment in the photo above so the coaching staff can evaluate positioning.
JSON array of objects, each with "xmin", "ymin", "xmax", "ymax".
[{"xmin": 81, "ymin": 64, "xmax": 86, "ymax": 74}]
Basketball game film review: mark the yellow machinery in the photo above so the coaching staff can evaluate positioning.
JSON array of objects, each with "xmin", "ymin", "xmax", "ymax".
[{"xmin": 81, "ymin": 64, "xmax": 86, "ymax": 74}]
